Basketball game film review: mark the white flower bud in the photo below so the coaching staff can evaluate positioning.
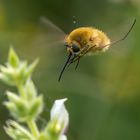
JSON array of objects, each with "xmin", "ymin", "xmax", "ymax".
[{"xmin": 51, "ymin": 98, "xmax": 69, "ymax": 134}]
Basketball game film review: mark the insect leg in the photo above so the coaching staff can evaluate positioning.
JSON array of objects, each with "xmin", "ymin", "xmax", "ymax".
[
  {"xmin": 75, "ymin": 57, "xmax": 80, "ymax": 70},
  {"xmin": 68, "ymin": 47, "xmax": 88, "ymax": 64},
  {"xmin": 102, "ymin": 19, "xmax": 136, "ymax": 48},
  {"xmin": 68, "ymin": 47, "xmax": 91, "ymax": 65},
  {"xmin": 68, "ymin": 45, "xmax": 96, "ymax": 68},
  {"xmin": 67, "ymin": 55, "xmax": 81, "ymax": 70},
  {"xmin": 67, "ymin": 54, "xmax": 77, "ymax": 67},
  {"xmin": 68, "ymin": 54, "xmax": 81, "ymax": 65}
]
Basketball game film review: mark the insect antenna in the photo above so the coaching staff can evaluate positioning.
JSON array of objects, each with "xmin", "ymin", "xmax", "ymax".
[
  {"xmin": 58, "ymin": 53, "xmax": 72, "ymax": 82},
  {"xmin": 104, "ymin": 19, "xmax": 136, "ymax": 48}
]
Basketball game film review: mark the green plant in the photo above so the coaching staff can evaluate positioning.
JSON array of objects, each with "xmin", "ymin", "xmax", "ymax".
[{"xmin": 0, "ymin": 48, "xmax": 69, "ymax": 140}]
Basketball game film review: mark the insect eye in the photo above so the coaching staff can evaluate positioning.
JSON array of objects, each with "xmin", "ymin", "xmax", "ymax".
[{"xmin": 72, "ymin": 44, "xmax": 80, "ymax": 52}]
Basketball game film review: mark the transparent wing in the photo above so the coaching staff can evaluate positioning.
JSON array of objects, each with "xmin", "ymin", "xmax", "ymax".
[
  {"xmin": 39, "ymin": 16, "xmax": 66, "ymax": 48},
  {"xmin": 40, "ymin": 16, "xmax": 66, "ymax": 35},
  {"xmin": 0, "ymin": 17, "xmax": 67, "ymax": 60}
]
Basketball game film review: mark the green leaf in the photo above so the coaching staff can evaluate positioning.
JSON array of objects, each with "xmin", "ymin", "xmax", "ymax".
[
  {"xmin": 6, "ymin": 91, "xmax": 20, "ymax": 103},
  {"xmin": 5, "ymin": 120, "xmax": 34, "ymax": 140},
  {"xmin": 8, "ymin": 47, "xmax": 20, "ymax": 68},
  {"xmin": 29, "ymin": 96, "xmax": 43, "ymax": 119},
  {"xmin": 24, "ymin": 59, "xmax": 39, "ymax": 80},
  {"xmin": 25, "ymin": 80, "xmax": 37, "ymax": 100}
]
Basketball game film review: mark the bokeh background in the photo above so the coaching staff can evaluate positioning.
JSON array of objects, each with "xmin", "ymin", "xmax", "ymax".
[{"xmin": 0, "ymin": 0, "xmax": 140, "ymax": 140}]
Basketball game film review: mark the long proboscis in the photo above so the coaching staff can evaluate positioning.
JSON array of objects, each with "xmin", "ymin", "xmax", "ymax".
[{"xmin": 58, "ymin": 53, "xmax": 72, "ymax": 82}]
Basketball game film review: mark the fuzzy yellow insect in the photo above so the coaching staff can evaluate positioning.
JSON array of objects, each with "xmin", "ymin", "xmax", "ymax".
[
  {"xmin": 65, "ymin": 27, "xmax": 110, "ymax": 55},
  {"xmin": 40, "ymin": 17, "xmax": 136, "ymax": 81},
  {"xmin": 60, "ymin": 20, "xmax": 136, "ymax": 81}
]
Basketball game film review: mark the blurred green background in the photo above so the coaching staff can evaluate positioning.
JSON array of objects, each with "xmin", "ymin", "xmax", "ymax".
[{"xmin": 0, "ymin": 0, "xmax": 140, "ymax": 140}]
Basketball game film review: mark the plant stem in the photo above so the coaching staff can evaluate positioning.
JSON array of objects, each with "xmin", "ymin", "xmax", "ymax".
[{"xmin": 27, "ymin": 120, "xmax": 39, "ymax": 139}]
